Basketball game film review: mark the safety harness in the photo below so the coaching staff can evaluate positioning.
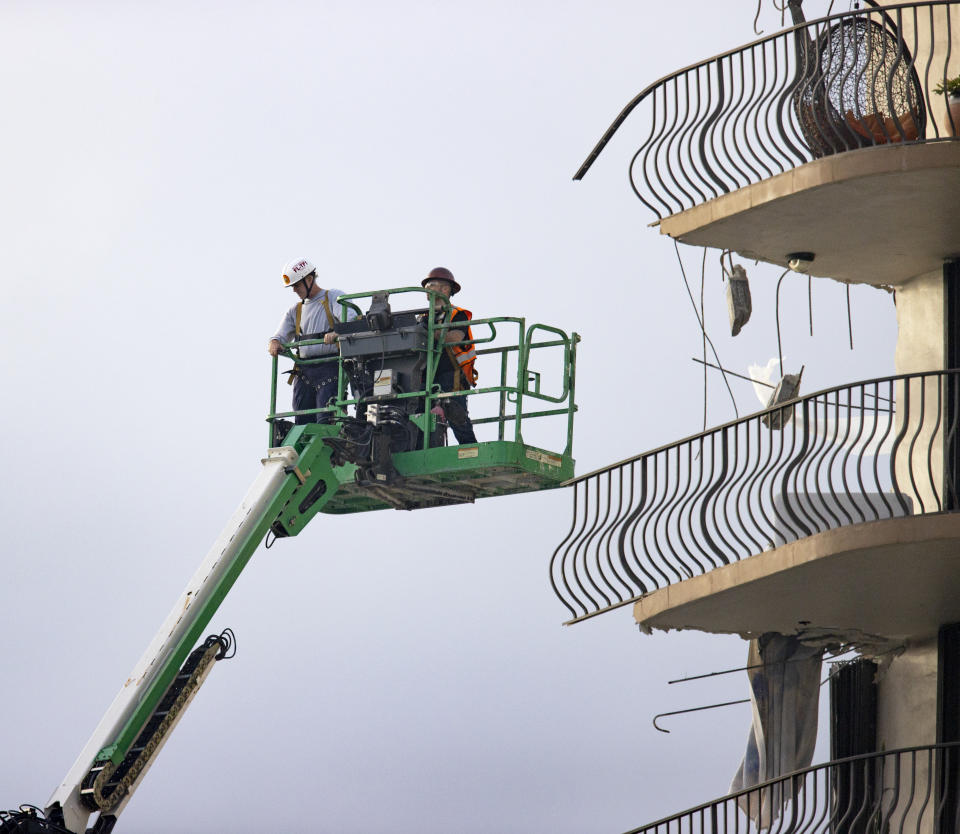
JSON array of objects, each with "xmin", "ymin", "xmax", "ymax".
[{"xmin": 287, "ymin": 290, "xmax": 338, "ymax": 385}]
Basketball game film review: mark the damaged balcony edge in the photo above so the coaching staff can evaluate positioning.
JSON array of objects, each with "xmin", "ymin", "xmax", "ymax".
[
  {"xmin": 660, "ymin": 141, "xmax": 958, "ymax": 240},
  {"xmin": 659, "ymin": 141, "xmax": 960, "ymax": 285},
  {"xmin": 632, "ymin": 512, "xmax": 960, "ymax": 639}
]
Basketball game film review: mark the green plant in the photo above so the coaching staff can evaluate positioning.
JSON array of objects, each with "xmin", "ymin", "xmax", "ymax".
[{"xmin": 934, "ymin": 75, "xmax": 960, "ymax": 96}]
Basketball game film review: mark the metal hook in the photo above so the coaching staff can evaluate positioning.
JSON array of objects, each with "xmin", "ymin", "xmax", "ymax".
[{"xmin": 652, "ymin": 699, "xmax": 750, "ymax": 733}]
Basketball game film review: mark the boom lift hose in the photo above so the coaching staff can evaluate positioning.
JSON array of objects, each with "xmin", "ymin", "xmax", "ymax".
[{"xmin": 78, "ymin": 630, "xmax": 236, "ymax": 814}]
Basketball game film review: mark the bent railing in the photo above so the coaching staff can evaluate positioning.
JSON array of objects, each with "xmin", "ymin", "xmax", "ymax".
[
  {"xmin": 551, "ymin": 370, "xmax": 960, "ymax": 623},
  {"xmin": 575, "ymin": 0, "xmax": 960, "ymax": 219},
  {"xmin": 623, "ymin": 741, "xmax": 960, "ymax": 834}
]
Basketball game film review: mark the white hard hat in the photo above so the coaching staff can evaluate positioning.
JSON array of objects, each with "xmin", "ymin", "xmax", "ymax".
[{"xmin": 281, "ymin": 258, "xmax": 317, "ymax": 287}]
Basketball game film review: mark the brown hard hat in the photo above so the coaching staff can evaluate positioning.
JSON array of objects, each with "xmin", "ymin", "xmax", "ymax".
[{"xmin": 422, "ymin": 266, "xmax": 461, "ymax": 295}]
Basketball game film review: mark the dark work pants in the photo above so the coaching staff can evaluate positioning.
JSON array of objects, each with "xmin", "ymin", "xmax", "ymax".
[
  {"xmin": 293, "ymin": 364, "xmax": 339, "ymax": 424},
  {"xmin": 437, "ymin": 370, "xmax": 477, "ymax": 444}
]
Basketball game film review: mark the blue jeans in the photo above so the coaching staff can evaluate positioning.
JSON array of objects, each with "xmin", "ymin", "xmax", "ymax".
[{"xmin": 293, "ymin": 365, "xmax": 338, "ymax": 424}]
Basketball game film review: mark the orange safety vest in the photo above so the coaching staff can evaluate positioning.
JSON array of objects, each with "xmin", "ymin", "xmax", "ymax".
[{"xmin": 444, "ymin": 306, "xmax": 478, "ymax": 390}]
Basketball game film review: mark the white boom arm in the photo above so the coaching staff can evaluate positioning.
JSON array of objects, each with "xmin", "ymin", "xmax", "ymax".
[{"xmin": 47, "ymin": 447, "xmax": 298, "ymax": 834}]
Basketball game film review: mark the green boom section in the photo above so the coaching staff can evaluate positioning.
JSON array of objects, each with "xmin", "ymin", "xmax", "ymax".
[{"xmin": 97, "ymin": 429, "xmax": 341, "ymax": 766}]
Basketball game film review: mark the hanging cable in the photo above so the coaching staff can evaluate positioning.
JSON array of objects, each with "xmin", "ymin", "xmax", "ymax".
[
  {"xmin": 668, "ymin": 646, "xmax": 862, "ymax": 685},
  {"xmin": 674, "ymin": 241, "xmax": 739, "ymax": 418},
  {"xmin": 655, "ymin": 655, "xmax": 874, "ymax": 733},
  {"xmin": 773, "ymin": 0, "xmax": 788, "ymax": 27},
  {"xmin": 846, "ymin": 284, "xmax": 854, "ymax": 349},
  {"xmin": 656, "ymin": 642, "xmax": 904, "ymax": 733},
  {"xmin": 215, "ymin": 627, "xmax": 237, "ymax": 660},
  {"xmin": 753, "ymin": 0, "xmax": 764, "ymax": 34},
  {"xmin": 691, "ymin": 357, "xmax": 775, "ymax": 389},
  {"xmin": 701, "ymin": 246, "xmax": 708, "ymax": 430},
  {"xmin": 774, "ymin": 268, "xmax": 791, "ymax": 374},
  {"xmin": 720, "ymin": 249, "xmax": 739, "ymax": 280},
  {"xmin": 808, "ymin": 275, "xmax": 814, "ymax": 337}
]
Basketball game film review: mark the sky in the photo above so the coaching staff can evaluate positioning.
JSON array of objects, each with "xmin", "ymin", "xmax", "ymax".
[{"xmin": 0, "ymin": 2, "xmax": 900, "ymax": 833}]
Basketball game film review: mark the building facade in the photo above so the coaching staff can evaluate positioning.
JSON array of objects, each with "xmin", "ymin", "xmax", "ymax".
[{"xmin": 556, "ymin": 1, "xmax": 960, "ymax": 830}]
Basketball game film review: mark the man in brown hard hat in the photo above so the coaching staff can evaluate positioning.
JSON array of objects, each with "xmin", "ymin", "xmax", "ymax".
[{"xmin": 421, "ymin": 267, "xmax": 478, "ymax": 445}]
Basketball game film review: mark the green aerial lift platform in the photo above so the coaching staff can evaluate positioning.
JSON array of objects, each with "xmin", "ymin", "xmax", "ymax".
[
  {"xmin": 263, "ymin": 285, "xmax": 577, "ymax": 526},
  {"xmin": 7, "ymin": 286, "xmax": 578, "ymax": 834}
]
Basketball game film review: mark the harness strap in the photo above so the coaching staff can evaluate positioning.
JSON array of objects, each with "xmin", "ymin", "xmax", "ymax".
[
  {"xmin": 320, "ymin": 291, "xmax": 337, "ymax": 331},
  {"xmin": 290, "ymin": 293, "xmax": 340, "ymax": 383},
  {"xmin": 445, "ymin": 346, "xmax": 464, "ymax": 391},
  {"xmin": 296, "ymin": 292, "xmax": 338, "ymax": 341},
  {"xmin": 287, "ymin": 302, "xmax": 305, "ymax": 385}
]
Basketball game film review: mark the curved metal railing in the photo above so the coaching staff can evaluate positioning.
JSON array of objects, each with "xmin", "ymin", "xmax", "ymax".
[
  {"xmin": 623, "ymin": 741, "xmax": 960, "ymax": 834},
  {"xmin": 551, "ymin": 370, "xmax": 960, "ymax": 623},
  {"xmin": 575, "ymin": 0, "xmax": 960, "ymax": 219}
]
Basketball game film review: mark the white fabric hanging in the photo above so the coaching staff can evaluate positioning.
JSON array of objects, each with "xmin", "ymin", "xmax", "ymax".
[{"xmin": 730, "ymin": 633, "xmax": 823, "ymax": 828}]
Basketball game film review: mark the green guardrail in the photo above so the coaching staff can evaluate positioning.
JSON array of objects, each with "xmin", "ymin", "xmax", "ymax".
[{"xmin": 267, "ymin": 286, "xmax": 579, "ymax": 458}]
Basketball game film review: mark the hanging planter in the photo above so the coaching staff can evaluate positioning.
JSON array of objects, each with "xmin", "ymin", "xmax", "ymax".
[{"xmin": 934, "ymin": 76, "xmax": 960, "ymax": 137}]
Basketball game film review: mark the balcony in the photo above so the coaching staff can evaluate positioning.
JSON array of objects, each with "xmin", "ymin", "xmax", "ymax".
[
  {"xmin": 550, "ymin": 371, "xmax": 960, "ymax": 631},
  {"xmin": 623, "ymin": 741, "xmax": 960, "ymax": 834},
  {"xmin": 576, "ymin": 1, "xmax": 960, "ymax": 285}
]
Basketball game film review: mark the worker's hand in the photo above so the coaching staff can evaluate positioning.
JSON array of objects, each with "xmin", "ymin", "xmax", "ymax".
[
  {"xmin": 323, "ymin": 332, "xmax": 338, "ymax": 345},
  {"xmin": 268, "ymin": 339, "xmax": 283, "ymax": 356}
]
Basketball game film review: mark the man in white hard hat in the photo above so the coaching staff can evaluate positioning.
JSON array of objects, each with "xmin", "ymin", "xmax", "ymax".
[{"xmin": 269, "ymin": 258, "xmax": 354, "ymax": 424}]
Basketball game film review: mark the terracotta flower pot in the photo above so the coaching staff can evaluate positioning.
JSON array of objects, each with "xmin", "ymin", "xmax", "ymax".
[{"xmin": 949, "ymin": 93, "xmax": 960, "ymax": 137}]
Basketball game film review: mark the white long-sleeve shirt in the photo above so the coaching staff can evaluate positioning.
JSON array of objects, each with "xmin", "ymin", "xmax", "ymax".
[{"xmin": 271, "ymin": 288, "xmax": 356, "ymax": 358}]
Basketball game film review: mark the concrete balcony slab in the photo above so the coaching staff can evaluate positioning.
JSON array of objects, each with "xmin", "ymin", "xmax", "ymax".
[
  {"xmin": 633, "ymin": 513, "xmax": 960, "ymax": 640},
  {"xmin": 658, "ymin": 141, "xmax": 960, "ymax": 288}
]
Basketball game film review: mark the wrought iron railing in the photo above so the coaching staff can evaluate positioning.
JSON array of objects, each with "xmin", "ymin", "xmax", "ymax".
[
  {"xmin": 551, "ymin": 371, "xmax": 960, "ymax": 623},
  {"xmin": 575, "ymin": 0, "xmax": 960, "ymax": 219},
  {"xmin": 624, "ymin": 741, "xmax": 960, "ymax": 834}
]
